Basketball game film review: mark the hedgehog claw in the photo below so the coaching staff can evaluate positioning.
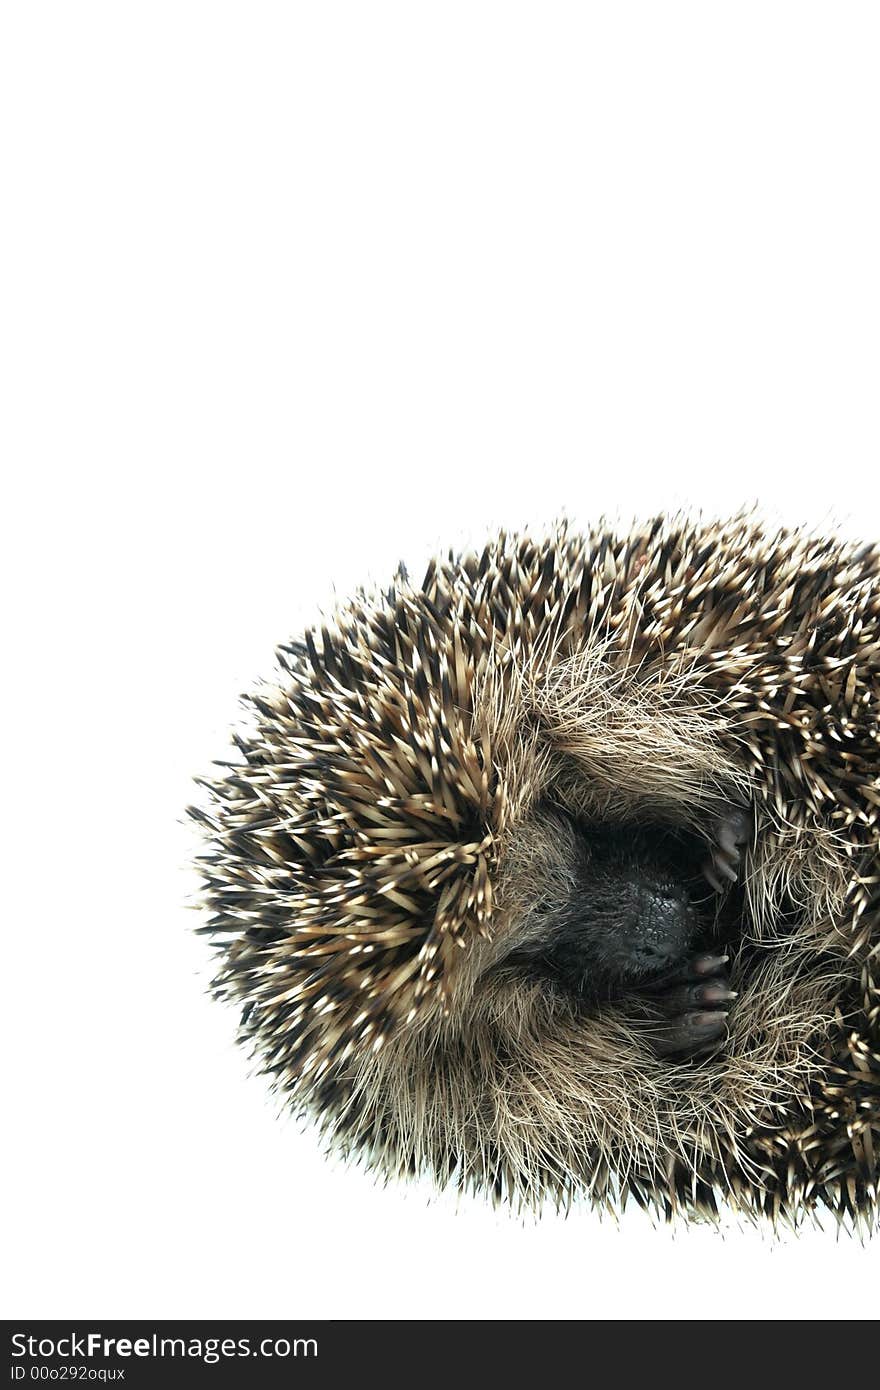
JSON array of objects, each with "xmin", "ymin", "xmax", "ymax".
[
  {"xmin": 703, "ymin": 863, "xmax": 725, "ymax": 893},
  {"xmin": 652, "ymin": 1008, "xmax": 729, "ymax": 1058},
  {"xmin": 645, "ymin": 951, "xmax": 734, "ymax": 1059},
  {"xmin": 703, "ymin": 804, "xmax": 752, "ymax": 895},
  {"xmin": 657, "ymin": 977, "xmax": 736, "ymax": 1014},
  {"xmin": 648, "ymin": 951, "xmax": 728, "ymax": 987}
]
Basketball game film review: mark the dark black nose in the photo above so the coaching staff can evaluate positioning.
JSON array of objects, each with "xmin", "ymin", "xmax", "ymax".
[{"xmin": 625, "ymin": 887, "xmax": 696, "ymax": 971}]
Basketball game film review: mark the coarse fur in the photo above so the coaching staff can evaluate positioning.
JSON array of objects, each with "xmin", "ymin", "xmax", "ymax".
[{"xmin": 190, "ymin": 515, "xmax": 880, "ymax": 1227}]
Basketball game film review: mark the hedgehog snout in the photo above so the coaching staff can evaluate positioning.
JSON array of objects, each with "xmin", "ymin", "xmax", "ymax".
[{"xmin": 618, "ymin": 885, "xmax": 698, "ymax": 976}]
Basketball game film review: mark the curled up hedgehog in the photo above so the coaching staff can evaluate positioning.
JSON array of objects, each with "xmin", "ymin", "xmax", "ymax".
[{"xmin": 190, "ymin": 516, "xmax": 880, "ymax": 1228}]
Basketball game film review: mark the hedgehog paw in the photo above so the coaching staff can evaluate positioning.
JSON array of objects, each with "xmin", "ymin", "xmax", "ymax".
[
  {"xmin": 702, "ymin": 805, "xmax": 751, "ymax": 894},
  {"xmin": 647, "ymin": 952, "xmax": 735, "ymax": 1059}
]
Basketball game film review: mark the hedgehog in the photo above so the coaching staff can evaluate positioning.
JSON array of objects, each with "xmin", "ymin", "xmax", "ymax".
[{"xmin": 189, "ymin": 515, "xmax": 880, "ymax": 1228}]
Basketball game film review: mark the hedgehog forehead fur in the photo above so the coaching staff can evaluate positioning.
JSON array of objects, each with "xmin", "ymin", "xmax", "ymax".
[{"xmin": 190, "ymin": 514, "xmax": 880, "ymax": 1228}]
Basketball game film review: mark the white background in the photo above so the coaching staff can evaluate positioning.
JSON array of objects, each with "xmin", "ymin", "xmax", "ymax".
[{"xmin": 3, "ymin": 2, "xmax": 879, "ymax": 1320}]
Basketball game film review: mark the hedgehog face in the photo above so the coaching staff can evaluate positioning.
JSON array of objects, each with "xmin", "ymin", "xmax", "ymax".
[
  {"xmin": 489, "ymin": 808, "xmax": 745, "ymax": 1057},
  {"xmin": 506, "ymin": 820, "xmax": 705, "ymax": 993},
  {"xmin": 546, "ymin": 841, "xmax": 700, "ymax": 988}
]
